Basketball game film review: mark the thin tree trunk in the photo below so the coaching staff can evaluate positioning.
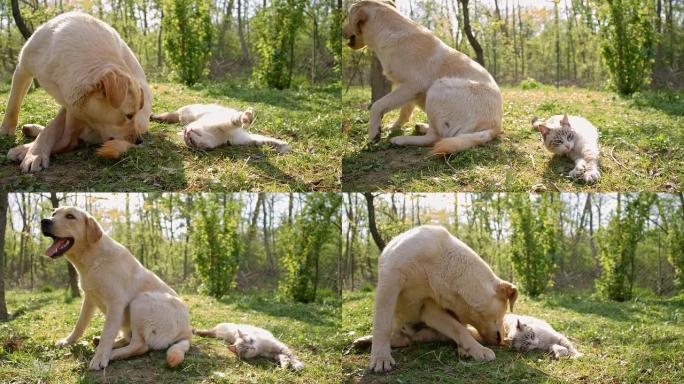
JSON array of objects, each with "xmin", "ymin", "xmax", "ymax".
[
  {"xmin": 0, "ymin": 192, "xmax": 8, "ymax": 321},
  {"xmin": 370, "ymin": 54, "xmax": 392, "ymax": 103},
  {"xmin": 10, "ymin": 0, "xmax": 31, "ymax": 40},
  {"xmin": 459, "ymin": 0, "xmax": 485, "ymax": 66},
  {"xmin": 237, "ymin": 0, "xmax": 250, "ymax": 62},
  {"xmin": 364, "ymin": 193, "xmax": 386, "ymax": 251}
]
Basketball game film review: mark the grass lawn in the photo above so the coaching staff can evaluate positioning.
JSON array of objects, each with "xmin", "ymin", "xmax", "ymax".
[
  {"xmin": 0, "ymin": 290, "xmax": 343, "ymax": 383},
  {"xmin": 341, "ymin": 86, "xmax": 684, "ymax": 192},
  {"xmin": 342, "ymin": 290, "xmax": 684, "ymax": 383},
  {"xmin": 0, "ymin": 82, "xmax": 342, "ymax": 191}
]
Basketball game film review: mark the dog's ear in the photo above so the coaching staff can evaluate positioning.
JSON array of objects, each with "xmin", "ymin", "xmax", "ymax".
[
  {"xmin": 99, "ymin": 69, "xmax": 130, "ymax": 109},
  {"xmin": 85, "ymin": 216, "xmax": 103, "ymax": 244},
  {"xmin": 497, "ymin": 281, "xmax": 518, "ymax": 312},
  {"xmin": 350, "ymin": 5, "xmax": 367, "ymax": 35},
  {"xmin": 241, "ymin": 108, "xmax": 254, "ymax": 126}
]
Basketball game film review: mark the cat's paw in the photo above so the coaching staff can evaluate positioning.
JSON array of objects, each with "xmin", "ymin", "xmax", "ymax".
[
  {"xmin": 569, "ymin": 163, "xmax": 586, "ymax": 178},
  {"xmin": 350, "ymin": 335, "xmax": 373, "ymax": 350},
  {"xmin": 582, "ymin": 168, "xmax": 600, "ymax": 184}
]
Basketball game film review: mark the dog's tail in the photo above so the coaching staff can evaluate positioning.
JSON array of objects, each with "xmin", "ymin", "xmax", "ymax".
[
  {"xmin": 432, "ymin": 128, "xmax": 498, "ymax": 155},
  {"xmin": 151, "ymin": 111, "xmax": 180, "ymax": 123},
  {"xmin": 192, "ymin": 327, "xmax": 217, "ymax": 338},
  {"xmin": 96, "ymin": 139, "xmax": 135, "ymax": 159},
  {"xmin": 166, "ymin": 338, "xmax": 190, "ymax": 368}
]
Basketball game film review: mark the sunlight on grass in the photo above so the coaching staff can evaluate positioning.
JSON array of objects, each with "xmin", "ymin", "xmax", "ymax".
[
  {"xmin": 342, "ymin": 291, "xmax": 684, "ymax": 383},
  {"xmin": 0, "ymin": 290, "xmax": 343, "ymax": 384},
  {"xmin": 0, "ymin": 82, "xmax": 342, "ymax": 192},
  {"xmin": 342, "ymin": 86, "xmax": 684, "ymax": 192}
]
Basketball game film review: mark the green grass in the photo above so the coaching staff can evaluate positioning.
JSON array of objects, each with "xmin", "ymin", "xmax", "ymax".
[
  {"xmin": 0, "ymin": 290, "xmax": 343, "ymax": 383},
  {"xmin": 0, "ymin": 82, "xmax": 342, "ymax": 191},
  {"xmin": 342, "ymin": 290, "xmax": 684, "ymax": 383},
  {"xmin": 342, "ymin": 86, "xmax": 684, "ymax": 192}
]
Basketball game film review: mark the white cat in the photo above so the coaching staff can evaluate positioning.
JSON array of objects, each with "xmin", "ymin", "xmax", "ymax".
[
  {"xmin": 152, "ymin": 104, "xmax": 290, "ymax": 153},
  {"xmin": 532, "ymin": 114, "xmax": 600, "ymax": 183},
  {"xmin": 194, "ymin": 323, "xmax": 304, "ymax": 371},
  {"xmin": 504, "ymin": 314, "xmax": 583, "ymax": 359}
]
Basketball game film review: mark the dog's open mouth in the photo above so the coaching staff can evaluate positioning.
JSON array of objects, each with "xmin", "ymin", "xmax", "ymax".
[
  {"xmin": 44, "ymin": 235, "xmax": 74, "ymax": 258},
  {"xmin": 348, "ymin": 35, "xmax": 356, "ymax": 47}
]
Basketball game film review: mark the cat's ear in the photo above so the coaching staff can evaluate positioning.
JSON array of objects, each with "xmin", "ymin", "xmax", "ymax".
[
  {"xmin": 237, "ymin": 329, "xmax": 246, "ymax": 339},
  {"xmin": 228, "ymin": 343, "xmax": 237, "ymax": 353},
  {"xmin": 516, "ymin": 319, "xmax": 522, "ymax": 331},
  {"xmin": 561, "ymin": 114, "xmax": 571, "ymax": 127},
  {"xmin": 535, "ymin": 124, "xmax": 549, "ymax": 136}
]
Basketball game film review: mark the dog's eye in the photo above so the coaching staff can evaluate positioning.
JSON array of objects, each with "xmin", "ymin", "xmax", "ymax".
[
  {"xmin": 126, "ymin": 113, "xmax": 134, "ymax": 120},
  {"xmin": 65, "ymin": 214, "xmax": 76, "ymax": 220}
]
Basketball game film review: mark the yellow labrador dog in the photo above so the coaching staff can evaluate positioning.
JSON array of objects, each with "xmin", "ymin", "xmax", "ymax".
[
  {"xmin": 343, "ymin": 1, "xmax": 503, "ymax": 155},
  {"xmin": 41, "ymin": 207, "xmax": 192, "ymax": 370},
  {"xmin": 356, "ymin": 225, "xmax": 517, "ymax": 372},
  {"xmin": 1, "ymin": 12, "xmax": 152, "ymax": 172}
]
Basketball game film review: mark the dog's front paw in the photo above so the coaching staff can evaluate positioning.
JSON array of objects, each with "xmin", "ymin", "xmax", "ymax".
[
  {"xmin": 89, "ymin": 351, "xmax": 110, "ymax": 370},
  {"xmin": 56, "ymin": 337, "xmax": 74, "ymax": 347},
  {"xmin": 582, "ymin": 168, "xmax": 600, "ymax": 184},
  {"xmin": 369, "ymin": 349, "xmax": 395, "ymax": 372},
  {"xmin": 459, "ymin": 343, "xmax": 495, "ymax": 361},
  {"xmin": 389, "ymin": 136, "xmax": 404, "ymax": 146},
  {"xmin": 0, "ymin": 120, "xmax": 17, "ymax": 135},
  {"xmin": 19, "ymin": 151, "xmax": 49, "ymax": 173},
  {"xmin": 7, "ymin": 144, "xmax": 31, "ymax": 162}
]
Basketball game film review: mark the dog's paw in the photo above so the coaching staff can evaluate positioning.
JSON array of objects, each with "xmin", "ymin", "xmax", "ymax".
[
  {"xmin": 582, "ymin": 168, "xmax": 600, "ymax": 184},
  {"xmin": 389, "ymin": 136, "xmax": 404, "ymax": 146},
  {"xmin": 7, "ymin": 144, "xmax": 31, "ymax": 162},
  {"xmin": 369, "ymin": 352, "xmax": 395, "ymax": 372},
  {"xmin": 0, "ymin": 120, "xmax": 17, "ymax": 135},
  {"xmin": 56, "ymin": 337, "xmax": 74, "ymax": 348},
  {"xmin": 460, "ymin": 344, "xmax": 495, "ymax": 361},
  {"xmin": 89, "ymin": 352, "xmax": 110, "ymax": 370},
  {"xmin": 414, "ymin": 122, "xmax": 430, "ymax": 135},
  {"xmin": 19, "ymin": 151, "xmax": 49, "ymax": 173}
]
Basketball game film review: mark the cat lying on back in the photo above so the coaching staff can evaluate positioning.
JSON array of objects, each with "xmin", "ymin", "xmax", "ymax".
[
  {"xmin": 194, "ymin": 323, "xmax": 304, "ymax": 371},
  {"xmin": 532, "ymin": 114, "xmax": 600, "ymax": 183},
  {"xmin": 504, "ymin": 314, "xmax": 583, "ymax": 359},
  {"xmin": 152, "ymin": 104, "xmax": 290, "ymax": 153}
]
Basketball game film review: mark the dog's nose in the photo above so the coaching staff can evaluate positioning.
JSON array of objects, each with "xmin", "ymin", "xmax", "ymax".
[
  {"xmin": 135, "ymin": 137, "xmax": 143, "ymax": 145},
  {"xmin": 41, "ymin": 219, "xmax": 52, "ymax": 229}
]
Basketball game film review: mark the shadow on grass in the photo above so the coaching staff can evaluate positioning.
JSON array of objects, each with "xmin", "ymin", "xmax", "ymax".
[
  {"xmin": 348, "ymin": 343, "xmax": 554, "ymax": 384},
  {"xmin": 630, "ymin": 91, "xmax": 684, "ymax": 117},
  {"xmin": 203, "ymin": 83, "xmax": 340, "ymax": 112},
  {"xmin": 341, "ymin": 137, "xmax": 507, "ymax": 191},
  {"xmin": 0, "ymin": 129, "xmax": 188, "ymax": 191},
  {"xmin": 210, "ymin": 148, "xmax": 311, "ymax": 190},
  {"xmin": 220, "ymin": 296, "xmax": 338, "ymax": 328},
  {"xmin": 9, "ymin": 296, "xmax": 53, "ymax": 320}
]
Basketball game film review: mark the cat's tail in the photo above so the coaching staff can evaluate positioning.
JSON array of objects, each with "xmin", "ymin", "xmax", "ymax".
[
  {"xmin": 289, "ymin": 355, "xmax": 305, "ymax": 371},
  {"xmin": 279, "ymin": 352, "xmax": 305, "ymax": 371},
  {"xmin": 166, "ymin": 339, "xmax": 190, "ymax": 368},
  {"xmin": 432, "ymin": 128, "xmax": 499, "ymax": 155},
  {"xmin": 192, "ymin": 327, "xmax": 217, "ymax": 338}
]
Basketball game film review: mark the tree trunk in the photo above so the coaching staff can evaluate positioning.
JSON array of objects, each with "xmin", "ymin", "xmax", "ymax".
[
  {"xmin": 10, "ymin": 0, "xmax": 32, "ymax": 40},
  {"xmin": 364, "ymin": 193, "xmax": 386, "ymax": 251},
  {"xmin": 370, "ymin": 54, "xmax": 391, "ymax": 103},
  {"xmin": 459, "ymin": 0, "xmax": 485, "ymax": 66},
  {"xmin": 237, "ymin": 0, "xmax": 250, "ymax": 62},
  {"xmin": 0, "ymin": 192, "xmax": 8, "ymax": 321}
]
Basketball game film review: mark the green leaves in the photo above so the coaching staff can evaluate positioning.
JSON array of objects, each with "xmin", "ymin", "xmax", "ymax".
[{"xmin": 162, "ymin": 0, "xmax": 214, "ymax": 85}]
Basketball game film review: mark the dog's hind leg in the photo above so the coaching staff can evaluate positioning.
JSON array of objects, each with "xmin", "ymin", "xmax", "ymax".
[
  {"xmin": 388, "ymin": 102, "xmax": 416, "ymax": 134},
  {"xmin": 109, "ymin": 334, "xmax": 149, "ymax": 361},
  {"xmin": 150, "ymin": 111, "xmax": 180, "ymax": 123},
  {"xmin": 432, "ymin": 128, "xmax": 499, "ymax": 155},
  {"xmin": 419, "ymin": 299, "xmax": 495, "ymax": 361},
  {"xmin": 1, "ymin": 65, "xmax": 33, "ymax": 135}
]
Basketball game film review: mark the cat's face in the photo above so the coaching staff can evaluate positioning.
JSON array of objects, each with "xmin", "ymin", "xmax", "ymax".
[
  {"xmin": 510, "ymin": 320, "xmax": 539, "ymax": 352},
  {"xmin": 534, "ymin": 114, "xmax": 576, "ymax": 155},
  {"xmin": 229, "ymin": 334, "xmax": 259, "ymax": 359}
]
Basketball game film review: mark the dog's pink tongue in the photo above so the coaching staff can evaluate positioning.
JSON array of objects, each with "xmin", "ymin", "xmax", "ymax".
[{"xmin": 45, "ymin": 239, "xmax": 67, "ymax": 257}]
